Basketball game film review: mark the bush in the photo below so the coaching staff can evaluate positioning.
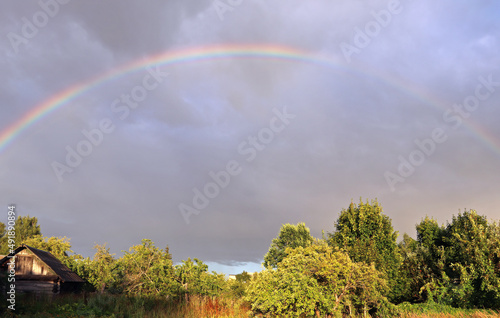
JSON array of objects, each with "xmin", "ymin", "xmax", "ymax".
[{"xmin": 246, "ymin": 243, "xmax": 389, "ymax": 317}]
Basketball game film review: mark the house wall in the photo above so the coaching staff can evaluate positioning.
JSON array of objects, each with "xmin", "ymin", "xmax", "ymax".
[
  {"xmin": 14, "ymin": 280, "xmax": 60, "ymax": 294},
  {"xmin": 16, "ymin": 250, "xmax": 52, "ymax": 275},
  {"xmin": 3, "ymin": 277, "xmax": 83, "ymax": 295}
]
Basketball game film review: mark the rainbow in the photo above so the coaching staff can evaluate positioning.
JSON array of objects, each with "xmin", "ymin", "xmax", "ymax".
[{"xmin": 1, "ymin": 43, "xmax": 499, "ymax": 156}]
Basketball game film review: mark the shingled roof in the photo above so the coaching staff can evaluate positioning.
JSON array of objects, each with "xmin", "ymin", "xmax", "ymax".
[{"xmin": 0, "ymin": 244, "xmax": 84, "ymax": 283}]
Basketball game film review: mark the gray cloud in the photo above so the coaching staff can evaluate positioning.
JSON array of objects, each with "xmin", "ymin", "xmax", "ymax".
[{"xmin": 1, "ymin": 0, "xmax": 499, "ymax": 271}]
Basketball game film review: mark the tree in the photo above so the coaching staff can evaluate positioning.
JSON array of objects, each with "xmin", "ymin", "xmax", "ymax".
[
  {"xmin": 328, "ymin": 199, "xmax": 401, "ymax": 301},
  {"xmin": 229, "ymin": 271, "xmax": 252, "ymax": 298},
  {"xmin": 23, "ymin": 235, "xmax": 73, "ymax": 259},
  {"xmin": 396, "ymin": 211, "xmax": 500, "ymax": 308},
  {"xmin": 246, "ymin": 243, "xmax": 391, "ymax": 317},
  {"xmin": 0, "ymin": 222, "xmax": 5, "ymax": 242},
  {"xmin": 81, "ymin": 243, "xmax": 122, "ymax": 293},
  {"xmin": 174, "ymin": 258, "xmax": 226, "ymax": 297},
  {"xmin": 442, "ymin": 210, "xmax": 500, "ymax": 308},
  {"xmin": 263, "ymin": 222, "xmax": 314, "ymax": 268},
  {"xmin": 396, "ymin": 232, "xmax": 447, "ymax": 304},
  {"xmin": 0, "ymin": 216, "xmax": 41, "ymax": 254},
  {"xmin": 117, "ymin": 239, "xmax": 179, "ymax": 297},
  {"xmin": 417, "ymin": 216, "xmax": 445, "ymax": 251}
]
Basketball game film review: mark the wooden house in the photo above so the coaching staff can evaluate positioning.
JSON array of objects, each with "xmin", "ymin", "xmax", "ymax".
[{"xmin": 0, "ymin": 244, "xmax": 85, "ymax": 294}]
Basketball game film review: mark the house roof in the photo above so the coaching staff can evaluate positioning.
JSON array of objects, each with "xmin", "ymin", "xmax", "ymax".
[{"xmin": 0, "ymin": 244, "xmax": 84, "ymax": 283}]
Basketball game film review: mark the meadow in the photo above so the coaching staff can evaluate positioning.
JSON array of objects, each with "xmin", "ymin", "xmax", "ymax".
[{"xmin": 2, "ymin": 293, "xmax": 500, "ymax": 318}]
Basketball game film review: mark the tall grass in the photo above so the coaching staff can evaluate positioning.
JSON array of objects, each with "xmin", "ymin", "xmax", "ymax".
[
  {"xmin": 3, "ymin": 294, "xmax": 500, "ymax": 317},
  {"xmin": 2, "ymin": 293, "xmax": 250, "ymax": 318},
  {"xmin": 398, "ymin": 302, "xmax": 500, "ymax": 318}
]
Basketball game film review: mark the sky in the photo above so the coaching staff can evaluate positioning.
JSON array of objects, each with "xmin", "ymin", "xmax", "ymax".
[{"xmin": 1, "ymin": 0, "xmax": 499, "ymax": 275}]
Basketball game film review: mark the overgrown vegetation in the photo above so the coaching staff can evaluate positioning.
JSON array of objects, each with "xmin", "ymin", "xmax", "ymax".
[
  {"xmin": 0, "ymin": 293, "xmax": 250, "ymax": 317},
  {"xmin": 1, "ymin": 199, "xmax": 500, "ymax": 317},
  {"xmin": 247, "ymin": 243, "xmax": 391, "ymax": 317}
]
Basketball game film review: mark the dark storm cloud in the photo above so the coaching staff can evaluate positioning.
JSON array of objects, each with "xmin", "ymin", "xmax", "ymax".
[{"xmin": 1, "ymin": 0, "xmax": 499, "ymax": 272}]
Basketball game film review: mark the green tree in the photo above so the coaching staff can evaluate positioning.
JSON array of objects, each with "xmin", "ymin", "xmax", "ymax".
[
  {"xmin": 442, "ymin": 210, "xmax": 500, "ymax": 308},
  {"xmin": 417, "ymin": 216, "xmax": 445, "ymax": 251},
  {"xmin": 489, "ymin": 221, "xmax": 500, "ymax": 273},
  {"xmin": 328, "ymin": 199, "xmax": 401, "ymax": 301},
  {"xmin": 174, "ymin": 258, "xmax": 226, "ymax": 297},
  {"xmin": 263, "ymin": 222, "xmax": 314, "ymax": 268},
  {"xmin": 229, "ymin": 271, "xmax": 252, "ymax": 298},
  {"xmin": 0, "ymin": 216, "xmax": 41, "ymax": 254},
  {"xmin": 397, "ymin": 211, "xmax": 500, "ymax": 308},
  {"xmin": 82, "ymin": 243, "xmax": 122, "ymax": 293},
  {"xmin": 117, "ymin": 239, "xmax": 179, "ymax": 297},
  {"xmin": 246, "ymin": 243, "xmax": 390, "ymax": 317},
  {"xmin": 394, "ymin": 218, "xmax": 448, "ymax": 304},
  {"xmin": 396, "ymin": 231, "xmax": 447, "ymax": 304},
  {"xmin": 0, "ymin": 222, "xmax": 5, "ymax": 243},
  {"xmin": 23, "ymin": 235, "xmax": 73, "ymax": 259}
]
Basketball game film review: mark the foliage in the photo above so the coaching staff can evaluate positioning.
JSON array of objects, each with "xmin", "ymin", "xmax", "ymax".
[
  {"xmin": 23, "ymin": 235, "xmax": 73, "ymax": 258},
  {"xmin": 263, "ymin": 222, "xmax": 314, "ymax": 268},
  {"xmin": 396, "ymin": 210, "xmax": 500, "ymax": 309},
  {"xmin": 396, "ymin": 219, "xmax": 448, "ymax": 304},
  {"xmin": 3, "ymin": 205, "xmax": 500, "ymax": 315},
  {"xmin": 174, "ymin": 258, "xmax": 227, "ymax": 297},
  {"xmin": 229, "ymin": 271, "xmax": 253, "ymax": 298},
  {"xmin": 5, "ymin": 293, "xmax": 250, "ymax": 318},
  {"xmin": 116, "ymin": 239, "xmax": 180, "ymax": 297},
  {"xmin": 246, "ymin": 243, "xmax": 389, "ymax": 317},
  {"xmin": 328, "ymin": 199, "xmax": 402, "ymax": 301},
  {"xmin": 0, "ymin": 215, "xmax": 41, "ymax": 254},
  {"xmin": 442, "ymin": 210, "xmax": 500, "ymax": 308},
  {"xmin": 416, "ymin": 217, "xmax": 445, "ymax": 252},
  {"xmin": 397, "ymin": 301, "xmax": 500, "ymax": 318},
  {"xmin": 0, "ymin": 222, "xmax": 5, "ymax": 246},
  {"xmin": 81, "ymin": 243, "xmax": 122, "ymax": 293},
  {"xmin": 6, "ymin": 294, "xmax": 500, "ymax": 317}
]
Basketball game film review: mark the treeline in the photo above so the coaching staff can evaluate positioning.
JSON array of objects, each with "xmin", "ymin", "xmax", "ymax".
[
  {"xmin": 1, "ymin": 199, "xmax": 500, "ymax": 318},
  {"xmin": 0, "ymin": 219, "xmax": 236, "ymax": 299},
  {"xmin": 247, "ymin": 199, "xmax": 500, "ymax": 317}
]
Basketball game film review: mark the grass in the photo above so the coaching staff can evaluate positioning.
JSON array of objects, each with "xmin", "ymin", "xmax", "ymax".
[
  {"xmin": 398, "ymin": 302, "xmax": 500, "ymax": 318},
  {"xmin": 2, "ymin": 294, "xmax": 500, "ymax": 317},
  {"xmin": 1, "ymin": 293, "xmax": 250, "ymax": 318}
]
